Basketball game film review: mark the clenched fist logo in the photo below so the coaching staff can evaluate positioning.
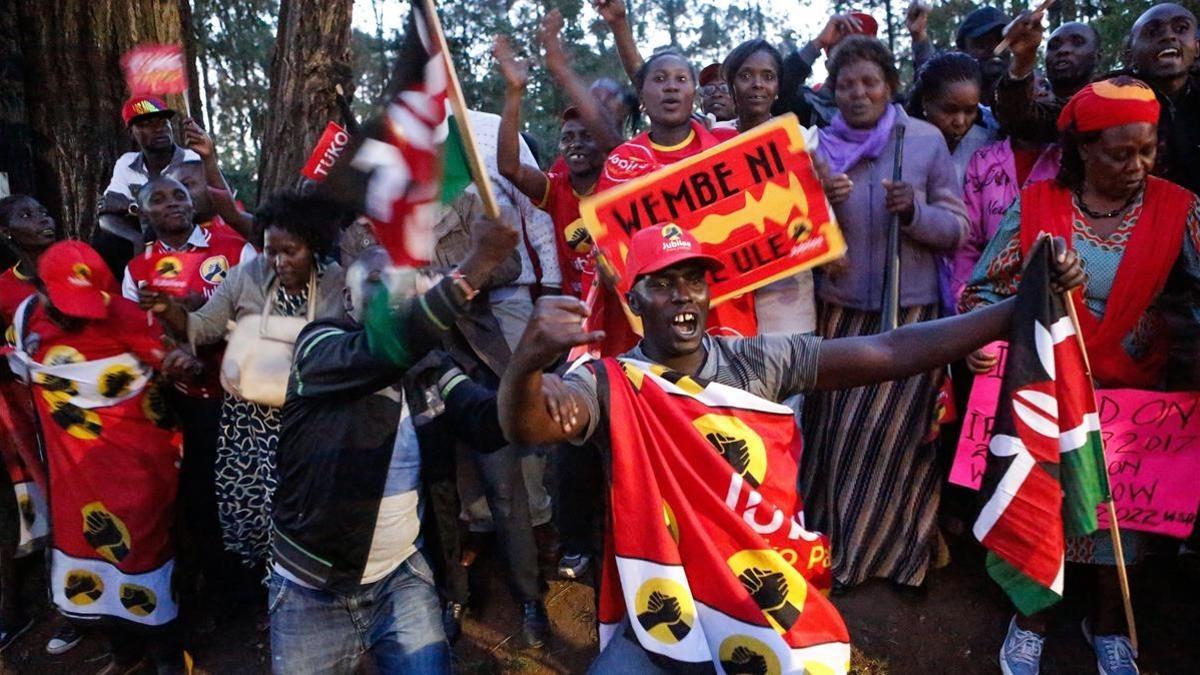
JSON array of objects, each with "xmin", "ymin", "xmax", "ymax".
[
  {"xmin": 82, "ymin": 503, "xmax": 130, "ymax": 563},
  {"xmin": 738, "ymin": 567, "xmax": 801, "ymax": 630},
  {"xmin": 119, "ymin": 583, "xmax": 158, "ymax": 617},
  {"xmin": 705, "ymin": 431, "xmax": 759, "ymax": 486},
  {"xmin": 637, "ymin": 590, "xmax": 691, "ymax": 642},
  {"xmin": 64, "ymin": 570, "xmax": 104, "ymax": 604},
  {"xmin": 721, "ymin": 646, "xmax": 769, "ymax": 675}
]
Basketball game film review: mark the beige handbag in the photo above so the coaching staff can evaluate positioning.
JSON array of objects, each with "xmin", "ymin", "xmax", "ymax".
[{"xmin": 219, "ymin": 272, "xmax": 316, "ymax": 407}]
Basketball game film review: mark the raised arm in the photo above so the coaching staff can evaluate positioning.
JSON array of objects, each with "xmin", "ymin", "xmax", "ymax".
[
  {"xmin": 493, "ymin": 36, "xmax": 549, "ymax": 203},
  {"xmin": 182, "ymin": 117, "xmax": 256, "ymax": 241},
  {"xmin": 592, "ymin": 0, "xmax": 643, "ymax": 82},
  {"xmin": 540, "ymin": 10, "xmax": 625, "ymax": 153},
  {"xmin": 499, "ymin": 295, "xmax": 605, "ymax": 446},
  {"xmin": 814, "ymin": 237, "xmax": 1083, "ymax": 389}
]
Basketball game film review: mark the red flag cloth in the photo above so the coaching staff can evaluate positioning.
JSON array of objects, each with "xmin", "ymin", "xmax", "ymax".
[
  {"xmin": 0, "ymin": 266, "xmax": 50, "ymax": 556},
  {"xmin": 1018, "ymin": 177, "xmax": 1191, "ymax": 387},
  {"xmin": 11, "ymin": 297, "xmax": 181, "ymax": 628},
  {"xmin": 595, "ymin": 357, "xmax": 849, "ymax": 673},
  {"xmin": 120, "ymin": 44, "xmax": 188, "ymax": 96},
  {"xmin": 301, "ymin": 122, "xmax": 352, "ymax": 182}
]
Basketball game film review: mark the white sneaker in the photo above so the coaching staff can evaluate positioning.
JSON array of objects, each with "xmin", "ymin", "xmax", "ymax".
[
  {"xmin": 1082, "ymin": 618, "xmax": 1139, "ymax": 675},
  {"xmin": 999, "ymin": 615, "xmax": 1044, "ymax": 675},
  {"xmin": 46, "ymin": 624, "xmax": 82, "ymax": 655}
]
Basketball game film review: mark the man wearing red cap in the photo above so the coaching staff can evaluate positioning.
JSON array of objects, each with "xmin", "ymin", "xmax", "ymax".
[
  {"xmin": 95, "ymin": 98, "xmax": 201, "ymax": 265},
  {"xmin": 4, "ymin": 241, "xmax": 198, "ymax": 673},
  {"xmin": 698, "ymin": 64, "xmax": 735, "ymax": 124},
  {"xmin": 498, "ymin": 223, "xmax": 1083, "ymax": 671}
]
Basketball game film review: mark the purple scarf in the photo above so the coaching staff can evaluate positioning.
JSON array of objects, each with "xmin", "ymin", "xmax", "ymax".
[{"xmin": 817, "ymin": 103, "xmax": 899, "ymax": 175}]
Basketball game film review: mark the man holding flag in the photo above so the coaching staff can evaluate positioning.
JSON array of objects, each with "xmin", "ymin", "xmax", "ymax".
[{"xmin": 498, "ymin": 224, "xmax": 1084, "ymax": 673}]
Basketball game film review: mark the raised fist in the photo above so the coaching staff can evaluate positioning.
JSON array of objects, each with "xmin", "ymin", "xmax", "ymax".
[
  {"xmin": 65, "ymin": 572, "xmax": 102, "ymax": 603},
  {"xmin": 84, "ymin": 509, "xmax": 129, "ymax": 562},
  {"xmin": 739, "ymin": 567, "xmax": 789, "ymax": 611},
  {"xmin": 639, "ymin": 590, "xmax": 681, "ymax": 628},
  {"xmin": 706, "ymin": 431, "xmax": 752, "ymax": 477},
  {"xmin": 721, "ymin": 646, "xmax": 769, "ymax": 675},
  {"xmin": 120, "ymin": 584, "xmax": 157, "ymax": 616}
]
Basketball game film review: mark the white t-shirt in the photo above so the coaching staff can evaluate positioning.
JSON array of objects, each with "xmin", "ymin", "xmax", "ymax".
[{"xmin": 105, "ymin": 147, "xmax": 201, "ymax": 199}]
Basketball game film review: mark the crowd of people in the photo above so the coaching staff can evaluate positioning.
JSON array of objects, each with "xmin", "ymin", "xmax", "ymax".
[{"xmin": 1, "ymin": 1, "xmax": 1198, "ymax": 673}]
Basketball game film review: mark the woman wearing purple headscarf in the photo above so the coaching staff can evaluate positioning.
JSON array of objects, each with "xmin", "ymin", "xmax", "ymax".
[{"xmin": 802, "ymin": 36, "xmax": 969, "ymax": 591}]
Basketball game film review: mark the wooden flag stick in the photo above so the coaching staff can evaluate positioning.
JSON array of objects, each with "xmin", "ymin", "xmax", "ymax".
[
  {"xmin": 1054, "ymin": 240, "xmax": 1139, "ymax": 651},
  {"xmin": 421, "ymin": 0, "xmax": 501, "ymax": 219},
  {"xmin": 993, "ymin": 0, "xmax": 1056, "ymax": 57}
]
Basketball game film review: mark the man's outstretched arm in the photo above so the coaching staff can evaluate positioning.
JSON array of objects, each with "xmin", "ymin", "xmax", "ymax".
[
  {"xmin": 814, "ymin": 237, "xmax": 1083, "ymax": 390},
  {"xmin": 499, "ymin": 296, "xmax": 605, "ymax": 446}
]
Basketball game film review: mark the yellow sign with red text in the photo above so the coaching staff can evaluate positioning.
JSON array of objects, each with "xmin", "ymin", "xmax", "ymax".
[{"xmin": 580, "ymin": 114, "xmax": 845, "ymax": 306}]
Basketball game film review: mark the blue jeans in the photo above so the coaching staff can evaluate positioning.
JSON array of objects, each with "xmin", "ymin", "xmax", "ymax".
[{"xmin": 268, "ymin": 551, "xmax": 450, "ymax": 674}]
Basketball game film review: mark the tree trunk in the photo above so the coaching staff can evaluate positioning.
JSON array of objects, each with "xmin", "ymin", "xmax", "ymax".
[
  {"xmin": 13, "ymin": 0, "xmax": 197, "ymax": 240},
  {"xmin": 256, "ymin": 0, "xmax": 353, "ymax": 200}
]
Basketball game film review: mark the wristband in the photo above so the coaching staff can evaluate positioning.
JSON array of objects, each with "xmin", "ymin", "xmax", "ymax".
[{"xmin": 450, "ymin": 269, "xmax": 479, "ymax": 301}]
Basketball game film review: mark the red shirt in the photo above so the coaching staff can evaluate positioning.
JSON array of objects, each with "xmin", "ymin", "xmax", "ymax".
[
  {"xmin": 0, "ymin": 266, "xmax": 36, "ymax": 330},
  {"xmin": 597, "ymin": 120, "xmax": 715, "ymax": 192},
  {"xmin": 538, "ymin": 170, "xmax": 596, "ymax": 299},
  {"xmin": 124, "ymin": 225, "xmax": 253, "ymax": 399}
]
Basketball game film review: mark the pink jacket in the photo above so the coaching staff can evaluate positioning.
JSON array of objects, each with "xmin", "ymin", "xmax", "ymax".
[{"xmin": 950, "ymin": 139, "xmax": 1060, "ymax": 305}]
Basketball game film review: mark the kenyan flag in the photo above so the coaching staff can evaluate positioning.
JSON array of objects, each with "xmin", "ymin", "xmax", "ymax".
[
  {"xmin": 972, "ymin": 237, "xmax": 1110, "ymax": 616},
  {"xmin": 319, "ymin": 1, "xmax": 472, "ymax": 266}
]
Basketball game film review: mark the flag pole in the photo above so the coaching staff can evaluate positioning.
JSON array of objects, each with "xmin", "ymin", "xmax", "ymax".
[
  {"xmin": 420, "ymin": 0, "xmax": 501, "ymax": 220},
  {"xmin": 1052, "ymin": 235, "xmax": 1139, "ymax": 650}
]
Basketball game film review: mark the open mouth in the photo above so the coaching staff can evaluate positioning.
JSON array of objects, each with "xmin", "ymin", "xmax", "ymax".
[
  {"xmin": 38, "ymin": 228, "xmax": 55, "ymax": 238},
  {"xmin": 567, "ymin": 151, "xmax": 587, "ymax": 163},
  {"xmin": 671, "ymin": 311, "xmax": 699, "ymax": 339},
  {"xmin": 1158, "ymin": 47, "xmax": 1181, "ymax": 60}
]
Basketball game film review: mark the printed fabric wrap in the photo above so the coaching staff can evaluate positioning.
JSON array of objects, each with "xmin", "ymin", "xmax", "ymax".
[
  {"xmin": 11, "ymin": 297, "xmax": 181, "ymax": 628},
  {"xmin": 597, "ymin": 357, "xmax": 850, "ymax": 674},
  {"xmin": 1018, "ymin": 177, "xmax": 1191, "ymax": 387}
]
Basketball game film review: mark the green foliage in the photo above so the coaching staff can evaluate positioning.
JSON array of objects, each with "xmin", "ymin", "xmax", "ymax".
[{"xmin": 192, "ymin": 0, "xmax": 277, "ymax": 208}]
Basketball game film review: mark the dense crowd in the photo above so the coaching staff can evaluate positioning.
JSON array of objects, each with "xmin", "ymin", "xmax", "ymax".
[{"xmin": 1, "ymin": 1, "xmax": 1198, "ymax": 674}]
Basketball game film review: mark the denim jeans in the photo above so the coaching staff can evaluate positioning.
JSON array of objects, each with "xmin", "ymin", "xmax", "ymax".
[{"xmin": 268, "ymin": 551, "xmax": 450, "ymax": 674}]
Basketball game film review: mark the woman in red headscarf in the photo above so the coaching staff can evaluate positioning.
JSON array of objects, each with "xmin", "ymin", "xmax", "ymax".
[{"xmin": 961, "ymin": 77, "xmax": 1200, "ymax": 675}]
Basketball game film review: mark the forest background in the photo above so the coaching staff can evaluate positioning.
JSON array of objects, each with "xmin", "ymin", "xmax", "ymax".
[{"xmin": 0, "ymin": 0, "xmax": 1193, "ymax": 241}]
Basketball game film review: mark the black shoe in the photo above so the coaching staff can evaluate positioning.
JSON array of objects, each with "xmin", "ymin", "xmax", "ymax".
[
  {"xmin": 520, "ymin": 601, "xmax": 548, "ymax": 649},
  {"xmin": 0, "ymin": 617, "xmax": 32, "ymax": 653},
  {"xmin": 442, "ymin": 602, "xmax": 465, "ymax": 644}
]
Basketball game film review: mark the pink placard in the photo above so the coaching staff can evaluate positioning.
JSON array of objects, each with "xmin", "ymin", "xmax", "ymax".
[{"xmin": 950, "ymin": 341, "xmax": 1200, "ymax": 539}]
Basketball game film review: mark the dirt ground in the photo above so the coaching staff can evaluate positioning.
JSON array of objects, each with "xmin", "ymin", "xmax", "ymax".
[{"xmin": 3, "ymin": 520, "xmax": 1198, "ymax": 674}]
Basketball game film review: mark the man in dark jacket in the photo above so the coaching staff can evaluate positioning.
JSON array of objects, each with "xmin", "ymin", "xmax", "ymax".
[
  {"xmin": 1120, "ymin": 2, "xmax": 1200, "ymax": 195},
  {"xmin": 268, "ymin": 215, "xmax": 518, "ymax": 674}
]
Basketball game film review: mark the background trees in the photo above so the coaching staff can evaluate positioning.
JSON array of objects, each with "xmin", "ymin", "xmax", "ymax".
[{"xmin": 0, "ymin": 0, "xmax": 1193, "ymax": 239}]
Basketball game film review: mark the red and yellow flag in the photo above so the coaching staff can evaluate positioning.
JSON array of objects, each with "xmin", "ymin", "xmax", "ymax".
[{"xmin": 596, "ymin": 357, "xmax": 850, "ymax": 674}]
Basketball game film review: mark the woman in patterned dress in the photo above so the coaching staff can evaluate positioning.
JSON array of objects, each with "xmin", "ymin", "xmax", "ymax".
[
  {"xmin": 960, "ymin": 77, "xmax": 1200, "ymax": 675},
  {"xmin": 151, "ymin": 192, "xmax": 345, "ymax": 572}
]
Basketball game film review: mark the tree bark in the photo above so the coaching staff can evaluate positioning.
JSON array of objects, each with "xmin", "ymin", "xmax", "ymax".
[
  {"xmin": 13, "ymin": 0, "xmax": 197, "ymax": 240},
  {"xmin": 256, "ymin": 0, "xmax": 353, "ymax": 200}
]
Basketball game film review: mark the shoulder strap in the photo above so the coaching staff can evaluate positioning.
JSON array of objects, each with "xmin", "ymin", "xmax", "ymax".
[{"xmin": 13, "ymin": 295, "xmax": 38, "ymax": 352}]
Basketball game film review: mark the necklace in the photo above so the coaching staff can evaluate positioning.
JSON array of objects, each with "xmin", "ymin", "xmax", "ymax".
[{"xmin": 1074, "ymin": 187, "xmax": 1142, "ymax": 220}]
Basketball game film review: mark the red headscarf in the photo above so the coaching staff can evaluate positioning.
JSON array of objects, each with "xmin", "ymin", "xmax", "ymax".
[{"xmin": 1056, "ymin": 77, "xmax": 1160, "ymax": 133}]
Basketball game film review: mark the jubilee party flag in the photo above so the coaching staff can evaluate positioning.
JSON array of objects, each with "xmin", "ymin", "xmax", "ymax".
[
  {"xmin": 972, "ymin": 236, "xmax": 1109, "ymax": 616},
  {"xmin": 595, "ymin": 357, "xmax": 850, "ymax": 673},
  {"xmin": 319, "ymin": 1, "xmax": 471, "ymax": 266}
]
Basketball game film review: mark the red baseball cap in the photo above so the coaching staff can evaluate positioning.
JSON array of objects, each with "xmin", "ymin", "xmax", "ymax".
[
  {"xmin": 623, "ymin": 224, "xmax": 723, "ymax": 291},
  {"xmin": 122, "ymin": 95, "xmax": 176, "ymax": 127},
  {"xmin": 38, "ymin": 241, "xmax": 116, "ymax": 319},
  {"xmin": 699, "ymin": 63, "xmax": 723, "ymax": 87},
  {"xmin": 561, "ymin": 106, "xmax": 580, "ymax": 123}
]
